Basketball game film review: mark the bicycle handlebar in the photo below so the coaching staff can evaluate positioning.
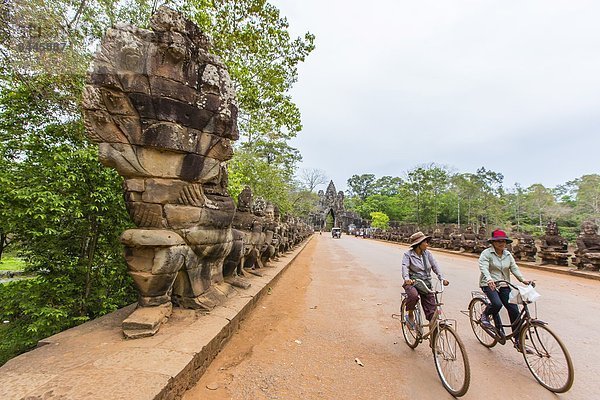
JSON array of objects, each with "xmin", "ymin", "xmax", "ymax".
[
  {"xmin": 493, "ymin": 279, "xmax": 536, "ymax": 289},
  {"xmin": 412, "ymin": 278, "xmax": 445, "ymax": 294}
]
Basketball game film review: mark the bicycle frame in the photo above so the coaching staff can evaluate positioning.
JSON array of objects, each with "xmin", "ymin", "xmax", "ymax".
[
  {"xmin": 468, "ymin": 280, "xmax": 573, "ymax": 393},
  {"xmin": 399, "ymin": 278, "xmax": 470, "ymax": 396},
  {"xmin": 471, "ymin": 280, "xmax": 544, "ymax": 345},
  {"xmin": 413, "ymin": 279, "xmax": 457, "ymax": 336}
]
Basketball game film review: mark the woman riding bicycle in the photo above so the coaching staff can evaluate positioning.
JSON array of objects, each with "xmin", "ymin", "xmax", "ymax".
[
  {"xmin": 478, "ymin": 229, "xmax": 532, "ymax": 349},
  {"xmin": 402, "ymin": 231, "xmax": 449, "ymax": 329}
]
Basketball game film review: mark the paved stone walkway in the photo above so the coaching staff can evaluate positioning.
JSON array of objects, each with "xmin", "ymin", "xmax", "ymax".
[{"xmin": 0, "ymin": 238, "xmax": 312, "ymax": 400}]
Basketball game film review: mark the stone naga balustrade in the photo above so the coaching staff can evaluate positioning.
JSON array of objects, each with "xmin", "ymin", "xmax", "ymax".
[{"xmin": 83, "ymin": 6, "xmax": 239, "ymax": 338}]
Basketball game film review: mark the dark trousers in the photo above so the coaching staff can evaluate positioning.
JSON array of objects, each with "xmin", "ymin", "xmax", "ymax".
[
  {"xmin": 482, "ymin": 286, "xmax": 520, "ymax": 335},
  {"xmin": 403, "ymin": 284, "xmax": 436, "ymax": 321}
]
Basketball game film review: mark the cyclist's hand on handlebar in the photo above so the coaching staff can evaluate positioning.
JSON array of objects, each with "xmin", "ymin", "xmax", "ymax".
[
  {"xmin": 487, "ymin": 280, "xmax": 497, "ymax": 291},
  {"xmin": 522, "ymin": 280, "xmax": 535, "ymax": 287},
  {"xmin": 404, "ymin": 279, "xmax": 414, "ymax": 286},
  {"xmin": 442, "ymin": 279, "xmax": 449, "ymax": 286}
]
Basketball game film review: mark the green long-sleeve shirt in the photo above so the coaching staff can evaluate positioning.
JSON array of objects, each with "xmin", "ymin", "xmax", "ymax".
[{"xmin": 478, "ymin": 247, "xmax": 525, "ymax": 287}]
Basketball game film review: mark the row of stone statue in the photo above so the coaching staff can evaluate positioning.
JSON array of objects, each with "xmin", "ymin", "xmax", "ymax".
[
  {"xmin": 118, "ymin": 184, "xmax": 312, "ymax": 339},
  {"xmin": 81, "ymin": 7, "xmax": 312, "ymax": 338},
  {"xmin": 372, "ymin": 221, "xmax": 600, "ymax": 271}
]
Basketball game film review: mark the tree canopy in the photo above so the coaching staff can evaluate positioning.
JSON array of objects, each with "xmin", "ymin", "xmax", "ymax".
[{"xmin": 346, "ymin": 167, "xmax": 600, "ymax": 238}]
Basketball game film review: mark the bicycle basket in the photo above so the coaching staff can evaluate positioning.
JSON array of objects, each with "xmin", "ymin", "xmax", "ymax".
[{"xmin": 509, "ymin": 284, "xmax": 541, "ymax": 304}]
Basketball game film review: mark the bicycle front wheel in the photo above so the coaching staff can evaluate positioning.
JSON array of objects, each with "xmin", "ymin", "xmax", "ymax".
[
  {"xmin": 400, "ymin": 298, "xmax": 421, "ymax": 349},
  {"xmin": 520, "ymin": 322, "xmax": 574, "ymax": 393},
  {"xmin": 432, "ymin": 325, "xmax": 471, "ymax": 397},
  {"xmin": 468, "ymin": 297, "xmax": 497, "ymax": 348}
]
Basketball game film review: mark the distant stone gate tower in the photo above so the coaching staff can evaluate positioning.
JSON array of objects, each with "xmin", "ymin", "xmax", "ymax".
[{"xmin": 311, "ymin": 181, "xmax": 363, "ymax": 231}]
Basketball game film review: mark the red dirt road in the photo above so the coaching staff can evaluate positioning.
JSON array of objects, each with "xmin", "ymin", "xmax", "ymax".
[{"xmin": 184, "ymin": 234, "xmax": 599, "ymax": 400}]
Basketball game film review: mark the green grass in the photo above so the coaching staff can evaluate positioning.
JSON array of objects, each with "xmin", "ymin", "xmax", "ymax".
[{"xmin": 0, "ymin": 257, "xmax": 26, "ymax": 271}]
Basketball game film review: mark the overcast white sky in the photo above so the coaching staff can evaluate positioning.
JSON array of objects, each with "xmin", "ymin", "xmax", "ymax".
[{"xmin": 270, "ymin": 0, "xmax": 600, "ymax": 193}]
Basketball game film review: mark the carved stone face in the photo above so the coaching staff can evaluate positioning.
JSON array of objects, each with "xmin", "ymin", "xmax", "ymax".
[
  {"xmin": 265, "ymin": 202, "xmax": 275, "ymax": 222},
  {"xmin": 521, "ymin": 235, "xmax": 534, "ymax": 245},
  {"xmin": 582, "ymin": 220, "xmax": 599, "ymax": 236},
  {"xmin": 237, "ymin": 186, "xmax": 252, "ymax": 212},
  {"xmin": 546, "ymin": 222, "xmax": 558, "ymax": 236},
  {"xmin": 253, "ymin": 197, "xmax": 266, "ymax": 217},
  {"xmin": 83, "ymin": 6, "xmax": 238, "ymax": 186}
]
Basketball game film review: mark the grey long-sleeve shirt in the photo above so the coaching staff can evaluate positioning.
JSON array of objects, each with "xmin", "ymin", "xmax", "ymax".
[{"xmin": 402, "ymin": 248, "xmax": 444, "ymax": 281}]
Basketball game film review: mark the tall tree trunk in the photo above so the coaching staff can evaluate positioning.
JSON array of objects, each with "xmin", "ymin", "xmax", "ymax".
[
  {"xmin": 0, "ymin": 230, "xmax": 8, "ymax": 261},
  {"xmin": 81, "ymin": 216, "xmax": 99, "ymax": 315}
]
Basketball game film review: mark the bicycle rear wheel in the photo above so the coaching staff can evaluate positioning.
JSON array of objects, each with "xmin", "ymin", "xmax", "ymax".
[
  {"xmin": 432, "ymin": 325, "xmax": 470, "ymax": 397},
  {"xmin": 520, "ymin": 322, "xmax": 574, "ymax": 393},
  {"xmin": 468, "ymin": 297, "xmax": 497, "ymax": 348},
  {"xmin": 400, "ymin": 298, "xmax": 421, "ymax": 349}
]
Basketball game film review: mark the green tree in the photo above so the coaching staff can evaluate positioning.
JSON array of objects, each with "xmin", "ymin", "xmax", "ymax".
[
  {"xmin": 523, "ymin": 184, "xmax": 556, "ymax": 232},
  {"xmin": 505, "ymin": 183, "xmax": 526, "ymax": 231},
  {"xmin": 403, "ymin": 164, "xmax": 450, "ymax": 225},
  {"xmin": 227, "ymin": 146, "xmax": 293, "ymax": 212},
  {"xmin": 426, "ymin": 164, "xmax": 450, "ymax": 225},
  {"xmin": 347, "ymin": 174, "xmax": 376, "ymax": 201},
  {"xmin": 187, "ymin": 0, "xmax": 315, "ymax": 143},
  {"xmin": 184, "ymin": 0, "xmax": 314, "ymax": 208},
  {"xmin": 403, "ymin": 167, "xmax": 430, "ymax": 225},
  {"xmin": 370, "ymin": 211, "xmax": 390, "ymax": 230},
  {"xmin": 448, "ymin": 168, "xmax": 504, "ymax": 229},
  {"xmin": 373, "ymin": 175, "xmax": 403, "ymax": 196},
  {"xmin": 287, "ymin": 187, "xmax": 320, "ymax": 218},
  {"xmin": 573, "ymin": 174, "xmax": 600, "ymax": 223}
]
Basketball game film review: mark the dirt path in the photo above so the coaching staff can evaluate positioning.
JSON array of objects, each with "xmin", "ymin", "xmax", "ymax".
[
  {"xmin": 184, "ymin": 235, "xmax": 596, "ymax": 399},
  {"xmin": 183, "ymin": 235, "xmax": 412, "ymax": 400}
]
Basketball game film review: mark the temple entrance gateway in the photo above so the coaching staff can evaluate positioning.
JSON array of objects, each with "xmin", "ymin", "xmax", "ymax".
[
  {"xmin": 310, "ymin": 181, "xmax": 365, "ymax": 232},
  {"xmin": 324, "ymin": 210, "xmax": 335, "ymax": 231}
]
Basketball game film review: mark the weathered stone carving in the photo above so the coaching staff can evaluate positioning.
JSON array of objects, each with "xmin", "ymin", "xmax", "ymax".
[
  {"xmin": 460, "ymin": 226, "xmax": 477, "ymax": 253},
  {"xmin": 310, "ymin": 181, "xmax": 363, "ymax": 231},
  {"xmin": 539, "ymin": 221, "xmax": 570, "ymax": 266},
  {"xmin": 573, "ymin": 220, "xmax": 600, "ymax": 271},
  {"xmin": 83, "ymin": 7, "xmax": 239, "ymax": 338},
  {"xmin": 439, "ymin": 226, "xmax": 453, "ymax": 249},
  {"xmin": 430, "ymin": 226, "xmax": 443, "ymax": 248},
  {"xmin": 274, "ymin": 205, "xmax": 288, "ymax": 255},
  {"xmin": 260, "ymin": 202, "xmax": 277, "ymax": 266},
  {"xmin": 473, "ymin": 226, "xmax": 488, "ymax": 254},
  {"xmin": 448, "ymin": 226, "xmax": 462, "ymax": 251},
  {"xmin": 511, "ymin": 231, "xmax": 537, "ymax": 262}
]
